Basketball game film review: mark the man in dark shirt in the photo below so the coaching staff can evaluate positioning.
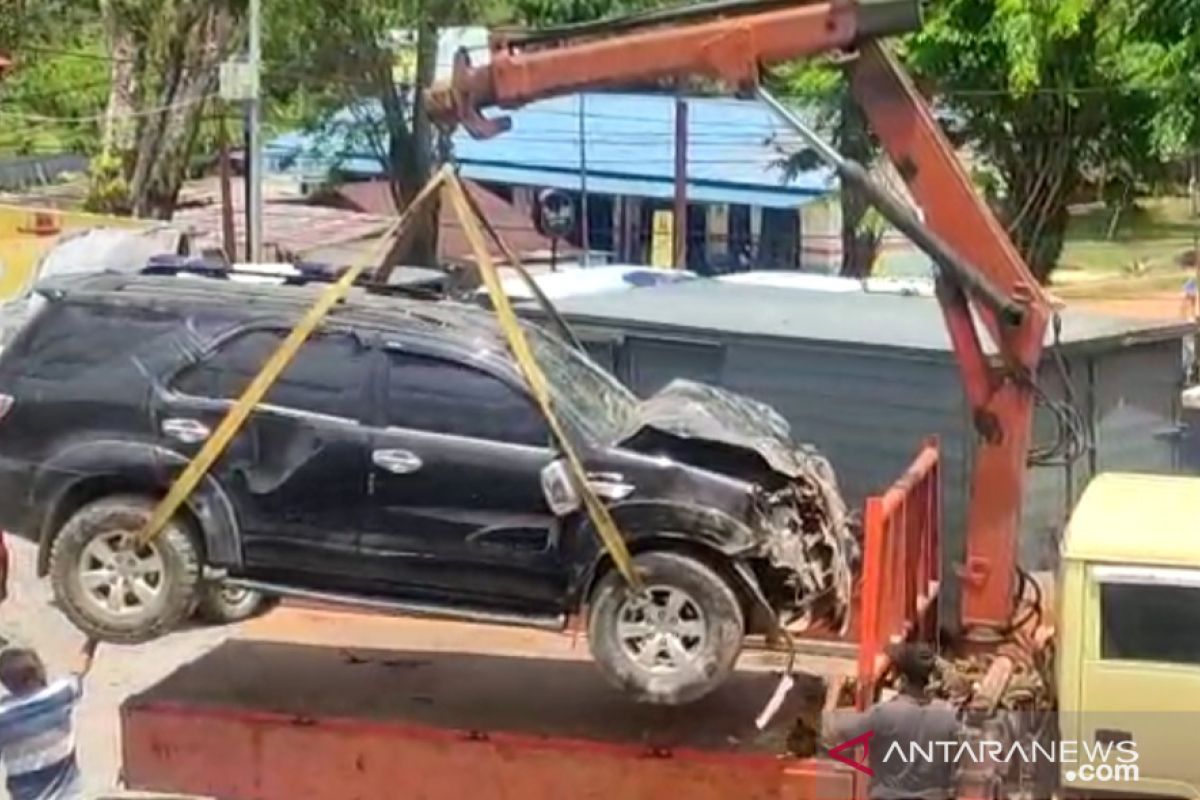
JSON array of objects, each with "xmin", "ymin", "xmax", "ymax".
[{"xmin": 824, "ymin": 643, "xmax": 960, "ymax": 800}]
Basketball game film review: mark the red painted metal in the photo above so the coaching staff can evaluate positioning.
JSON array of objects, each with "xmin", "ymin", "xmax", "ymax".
[
  {"xmin": 849, "ymin": 43, "xmax": 1049, "ymax": 632},
  {"xmin": 429, "ymin": 1, "xmax": 868, "ymax": 137},
  {"xmin": 122, "ymin": 702, "xmax": 857, "ymax": 800},
  {"xmin": 856, "ymin": 439, "xmax": 941, "ymax": 707},
  {"xmin": 120, "ymin": 633, "xmax": 861, "ymax": 800}
]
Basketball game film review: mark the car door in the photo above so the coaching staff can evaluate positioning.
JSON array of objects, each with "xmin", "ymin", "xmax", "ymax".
[
  {"xmin": 158, "ymin": 326, "xmax": 373, "ymax": 583},
  {"xmin": 358, "ymin": 343, "xmax": 565, "ymax": 613},
  {"xmin": 1073, "ymin": 565, "xmax": 1200, "ymax": 798}
]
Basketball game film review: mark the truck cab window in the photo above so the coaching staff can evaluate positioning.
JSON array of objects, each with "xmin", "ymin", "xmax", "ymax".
[
  {"xmin": 385, "ymin": 350, "xmax": 548, "ymax": 446},
  {"xmin": 1101, "ymin": 582, "xmax": 1200, "ymax": 665},
  {"xmin": 174, "ymin": 329, "xmax": 368, "ymax": 419}
]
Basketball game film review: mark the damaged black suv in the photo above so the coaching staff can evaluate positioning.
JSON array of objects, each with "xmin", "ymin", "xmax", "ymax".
[{"xmin": 0, "ymin": 274, "xmax": 854, "ymax": 704}]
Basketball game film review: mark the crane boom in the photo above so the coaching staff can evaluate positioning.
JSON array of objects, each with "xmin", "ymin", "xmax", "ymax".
[
  {"xmin": 427, "ymin": 0, "xmax": 1053, "ymax": 637},
  {"xmin": 428, "ymin": 0, "xmax": 921, "ymax": 138}
]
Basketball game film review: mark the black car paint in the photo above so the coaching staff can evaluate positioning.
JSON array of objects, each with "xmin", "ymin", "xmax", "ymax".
[{"xmin": 0, "ymin": 275, "xmax": 818, "ymax": 628}]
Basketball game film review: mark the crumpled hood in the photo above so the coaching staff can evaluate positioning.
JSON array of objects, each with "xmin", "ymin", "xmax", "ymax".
[
  {"xmin": 619, "ymin": 379, "xmax": 811, "ymax": 478},
  {"xmin": 619, "ymin": 379, "xmax": 856, "ymax": 634}
]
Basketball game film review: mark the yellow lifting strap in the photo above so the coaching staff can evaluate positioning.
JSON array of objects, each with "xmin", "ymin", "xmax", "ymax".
[
  {"xmin": 443, "ymin": 174, "xmax": 643, "ymax": 591},
  {"xmin": 136, "ymin": 168, "xmax": 642, "ymax": 591}
]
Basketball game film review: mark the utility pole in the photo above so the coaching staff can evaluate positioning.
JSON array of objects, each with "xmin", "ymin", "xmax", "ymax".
[
  {"xmin": 579, "ymin": 93, "xmax": 590, "ymax": 266},
  {"xmin": 246, "ymin": 0, "xmax": 263, "ymax": 263},
  {"xmin": 673, "ymin": 83, "xmax": 689, "ymax": 269}
]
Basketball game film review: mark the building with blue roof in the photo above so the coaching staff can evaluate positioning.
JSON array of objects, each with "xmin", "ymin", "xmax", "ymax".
[{"xmin": 265, "ymin": 88, "xmax": 840, "ymax": 275}]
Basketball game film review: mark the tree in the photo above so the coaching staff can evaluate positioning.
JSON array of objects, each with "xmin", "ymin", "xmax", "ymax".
[
  {"xmin": 0, "ymin": 1, "xmax": 110, "ymax": 157},
  {"xmin": 264, "ymin": 0, "xmax": 494, "ymax": 267},
  {"xmin": 774, "ymin": 0, "xmax": 1200, "ymax": 283},
  {"xmin": 509, "ymin": 0, "xmax": 664, "ymax": 26},
  {"xmin": 901, "ymin": 0, "xmax": 1200, "ymax": 282},
  {"xmin": 772, "ymin": 61, "xmax": 886, "ymax": 278},
  {"xmin": 127, "ymin": 0, "xmax": 242, "ymax": 218}
]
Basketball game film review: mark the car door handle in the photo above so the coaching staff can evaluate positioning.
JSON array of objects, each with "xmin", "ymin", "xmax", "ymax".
[
  {"xmin": 162, "ymin": 418, "xmax": 211, "ymax": 444},
  {"xmin": 586, "ymin": 472, "xmax": 635, "ymax": 501},
  {"xmin": 373, "ymin": 449, "xmax": 423, "ymax": 475}
]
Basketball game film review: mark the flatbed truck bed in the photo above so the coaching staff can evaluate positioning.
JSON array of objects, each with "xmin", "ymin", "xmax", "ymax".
[{"xmin": 120, "ymin": 607, "xmax": 859, "ymax": 800}]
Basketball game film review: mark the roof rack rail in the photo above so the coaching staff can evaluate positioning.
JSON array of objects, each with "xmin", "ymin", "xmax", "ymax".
[{"xmin": 140, "ymin": 256, "xmax": 449, "ymax": 302}]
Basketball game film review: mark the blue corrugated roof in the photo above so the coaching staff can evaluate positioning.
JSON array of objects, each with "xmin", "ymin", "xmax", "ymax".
[{"xmin": 266, "ymin": 93, "xmax": 836, "ymax": 209}]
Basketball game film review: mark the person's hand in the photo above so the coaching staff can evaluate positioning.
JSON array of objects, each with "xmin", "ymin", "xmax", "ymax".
[{"xmin": 824, "ymin": 673, "xmax": 849, "ymax": 711}]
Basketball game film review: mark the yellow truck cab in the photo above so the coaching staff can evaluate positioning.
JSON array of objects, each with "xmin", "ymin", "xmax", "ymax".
[{"xmin": 1058, "ymin": 473, "xmax": 1200, "ymax": 798}]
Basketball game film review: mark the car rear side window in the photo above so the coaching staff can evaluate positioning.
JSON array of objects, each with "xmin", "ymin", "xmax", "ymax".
[
  {"xmin": 1100, "ymin": 582, "xmax": 1200, "ymax": 665},
  {"xmin": 174, "ymin": 329, "xmax": 369, "ymax": 419},
  {"xmin": 10, "ymin": 301, "xmax": 176, "ymax": 381},
  {"xmin": 385, "ymin": 351, "xmax": 547, "ymax": 446}
]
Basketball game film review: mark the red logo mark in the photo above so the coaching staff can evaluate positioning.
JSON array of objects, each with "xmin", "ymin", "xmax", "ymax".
[{"xmin": 829, "ymin": 731, "xmax": 874, "ymax": 776}]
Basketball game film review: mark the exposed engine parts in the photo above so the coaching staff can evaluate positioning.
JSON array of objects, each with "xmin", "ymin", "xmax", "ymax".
[{"xmin": 757, "ymin": 447, "xmax": 857, "ymax": 635}]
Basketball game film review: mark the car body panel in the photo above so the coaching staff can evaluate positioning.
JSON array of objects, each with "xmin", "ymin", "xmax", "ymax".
[{"xmin": 28, "ymin": 439, "xmax": 242, "ymax": 574}]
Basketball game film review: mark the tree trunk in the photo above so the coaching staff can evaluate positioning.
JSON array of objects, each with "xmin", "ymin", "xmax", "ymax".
[
  {"xmin": 1002, "ymin": 152, "xmax": 1077, "ymax": 283},
  {"xmin": 129, "ymin": 1, "xmax": 240, "ymax": 219},
  {"xmin": 383, "ymin": 10, "xmax": 440, "ymax": 269},
  {"xmin": 835, "ymin": 93, "xmax": 880, "ymax": 278},
  {"xmin": 100, "ymin": 0, "xmax": 139, "ymax": 156}
]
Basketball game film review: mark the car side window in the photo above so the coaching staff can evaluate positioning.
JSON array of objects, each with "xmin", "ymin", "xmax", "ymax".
[
  {"xmin": 1100, "ymin": 582, "xmax": 1200, "ymax": 665},
  {"xmin": 174, "ymin": 329, "xmax": 369, "ymax": 419},
  {"xmin": 385, "ymin": 350, "xmax": 548, "ymax": 446}
]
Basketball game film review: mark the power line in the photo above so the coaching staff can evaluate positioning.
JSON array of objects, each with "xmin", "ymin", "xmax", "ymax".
[
  {"xmin": 0, "ymin": 94, "xmax": 218, "ymax": 124},
  {"xmin": 14, "ymin": 44, "xmax": 131, "ymax": 64}
]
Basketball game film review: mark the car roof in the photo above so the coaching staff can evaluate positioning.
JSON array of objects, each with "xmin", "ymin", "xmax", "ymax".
[
  {"xmin": 1063, "ymin": 473, "xmax": 1200, "ymax": 568},
  {"xmin": 37, "ymin": 272, "xmax": 520, "ymax": 353}
]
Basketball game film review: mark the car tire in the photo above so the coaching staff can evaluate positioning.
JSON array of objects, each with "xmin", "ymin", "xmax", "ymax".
[
  {"xmin": 588, "ymin": 550, "xmax": 744, "ymax": 705},
  {"xmin": 196, "ymin": 583, "xmax": 276, "ymax": 625},
  {"xmin": 49, "ymin": 494, "xmax": 201, "ymax": 644}
]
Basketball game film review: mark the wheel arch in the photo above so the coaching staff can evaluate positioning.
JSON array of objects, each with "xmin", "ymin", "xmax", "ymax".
[
  {"xmin": 570, "ymin": 501, "xmax": 771, "ymax": 633},
  {"xmin": 33, "ymin": 439, "xmax": 240, "ymax": 576}
]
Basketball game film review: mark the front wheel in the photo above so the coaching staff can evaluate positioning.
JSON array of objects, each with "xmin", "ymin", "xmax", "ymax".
[{"xmin": 587, "ymin": 551, "xmax": 745, "ymax": 705}]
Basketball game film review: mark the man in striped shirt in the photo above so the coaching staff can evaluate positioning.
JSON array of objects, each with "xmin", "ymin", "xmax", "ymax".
[{"xmin": 0, "ymin": 641, "xmax": 96, "ymax": 800}]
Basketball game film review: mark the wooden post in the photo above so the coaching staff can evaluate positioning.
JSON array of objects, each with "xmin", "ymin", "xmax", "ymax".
[{"xmin": 218, "ymin": 117, "xmax": 237, "ymax": 263}]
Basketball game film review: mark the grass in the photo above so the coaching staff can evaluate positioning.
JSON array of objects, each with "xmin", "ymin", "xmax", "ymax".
[{"xmin": 1057, "ymin": 196, "xmax": 1199, "ymax": 281}]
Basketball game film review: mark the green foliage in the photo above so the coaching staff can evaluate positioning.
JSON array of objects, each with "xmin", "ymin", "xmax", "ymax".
[
  {"xmin": 83, "ymin": 148, "xmax": 130, "ymax": 211},
  {"xmin": 773, "ymin": 0, "xmax": 1200, "ymax": 281},
  {"xmin": 509, "ymin": 0, "xmax": 666, "ymax": 26},
  {"xmin": 0, "ymin": 3, "xmax": 108, "ymax": 155}
]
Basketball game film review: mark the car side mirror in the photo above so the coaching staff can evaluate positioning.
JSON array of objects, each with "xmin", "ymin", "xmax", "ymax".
[{"xmin": 540, "ymin": 459, "xmax": 581, "ymax": 515}]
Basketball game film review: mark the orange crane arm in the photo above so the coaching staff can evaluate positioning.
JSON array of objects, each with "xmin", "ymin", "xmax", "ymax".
[
  {"xmin": 428, "ymin": 0, "xmax": 921, "ymax": 138},
  {"xmin": 427, "ymin": 0, "xmax": 1053, "ymax": 637}
]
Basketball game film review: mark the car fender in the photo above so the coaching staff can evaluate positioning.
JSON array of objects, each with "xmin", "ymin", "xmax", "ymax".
[
  {"xmin": 32, "ymin": 439, "xmax": 240, "ymax": 575},
  {"xmin": 567, "ymin": 499, "xmax": 763, "ymax": 605}
]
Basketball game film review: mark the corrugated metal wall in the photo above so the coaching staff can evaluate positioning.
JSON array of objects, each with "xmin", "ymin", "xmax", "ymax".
[
  {"xmin": 1092, "ymin": 341, "xmax": 1181, "ymax": 473},
  {"xmin": 572, "ymin": 323, "xmax": 1184, "ymax": 607},
  {"xmin": 1020, "ymin": 339, "xmax": 1183, "ymax": 571}
]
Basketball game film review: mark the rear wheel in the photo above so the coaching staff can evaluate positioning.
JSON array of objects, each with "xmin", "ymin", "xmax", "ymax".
[
  {"xmin": 196, "ymin": 583, "xmax": 276, "ymax": 625},
  {"xmin": 49, "ymin": 495, "xmax": 201, "ymax": 644},
  {"xmin": 587, "ymin": 551, "xmax": 744, "ymax": 705}
]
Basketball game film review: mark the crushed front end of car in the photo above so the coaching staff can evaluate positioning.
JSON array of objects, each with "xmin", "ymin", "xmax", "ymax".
[{"xmin": 619, "ymin": 380, "xmax": 858, "ymax": 634}]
